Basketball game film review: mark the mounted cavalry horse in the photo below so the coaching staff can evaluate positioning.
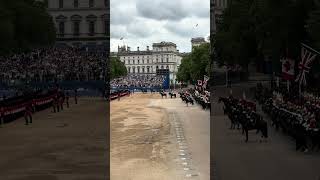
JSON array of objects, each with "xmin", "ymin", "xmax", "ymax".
[
  {"xmin": 160, "ymin": 91, "xmax": 167, "ymax": 98},
  {"xmin": 169, "ymin": 91, "xmax": 177, "ymax": 98},
  {"xmin": 179, "ymin": 92, "xmax": 194, "ymax": 106},
  {"xmin": 219, "ymin": 96, "xmax": 268, "ymax": 142}
]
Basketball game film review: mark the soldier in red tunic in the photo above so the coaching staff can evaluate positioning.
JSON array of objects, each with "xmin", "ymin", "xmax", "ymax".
[{"xmin": 24, "ymin": 105, "xmax": 33, "ymax": 125}]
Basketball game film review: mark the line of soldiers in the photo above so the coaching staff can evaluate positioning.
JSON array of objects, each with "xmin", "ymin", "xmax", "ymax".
[
  {"xmin": 255, "ymin": 83, "xmax": 320, "ymax": 152},
  {"xmin": 263, "ymin": 98, "xmax": 320, "ymax": 152},
  {"xmin": 189, "ymin": 88, "xmax": 210, "ymax": 110},
  {"xmin": 219, "ymin": 96, "xmax": 268, "ymax": 142}
]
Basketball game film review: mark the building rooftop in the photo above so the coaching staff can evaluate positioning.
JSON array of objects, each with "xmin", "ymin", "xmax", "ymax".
[
  {"xmin": 153, "ymin": 42, "xmax": 177, "ymax": 47},
  {"xmin": 191, "ymin": 37, "xmax": 206, "ymax": 43}
]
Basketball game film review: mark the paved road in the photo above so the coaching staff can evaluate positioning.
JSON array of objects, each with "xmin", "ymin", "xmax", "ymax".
[
  {"xmin": 212, "ymin": 84, "xmax": 320, "ymax": 180},
  {"xmin": 154, "ymin": 97, "xmax": 210, "ymax": 179},
  {"xmin": 0, "ymin": 98, "xmax": 108, "ymax": 180}
]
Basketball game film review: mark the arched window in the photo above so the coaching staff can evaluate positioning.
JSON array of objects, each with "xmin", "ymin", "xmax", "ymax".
[
  {"xmin": 166, "ymin": 65, "xmax": 169, "ymax": 69},
  {"xmin": 147, "ymin": 66, "xmax": 150, "ymax": 73},
  {"xmin": 156, "ymin": 66, "xmax": 159, "ymax": 69},
  {"xmin": 128, "ymin": 67, "xmax": 131, "ymax": 73},
  {"xmin": 161, "ymin": 65, "xmax": 164, "ymax": 69},
  {"xmin": 132, "ymin": 67, "xmax": 135, "ymax": 73},
  {"xmin": 137, "ymin": 66, "xmax": 140, "ymax": 73}
]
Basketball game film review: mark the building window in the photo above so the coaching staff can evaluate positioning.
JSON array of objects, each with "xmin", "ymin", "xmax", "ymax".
[
  {"xmin": 161, "ymin": 58, "xmax": 163, "ymax": 63},
  {"xmin": 88, "ymin": 21, "xmax": 95, "ymax": 36},
  {"xmin": 156, "ymin": 66, "xmax": 159, "ymax": 69},
  {"xmin": 59, "ymin": 0, "xmax": 64, "ymax": 8},
  {"xmin": 137, "ymin": 67, "xmax": 140, "ymax": 73},
  {"xmin": 74, "ymin": 0, "xmax": 78, "ymax": 8},
  {"xmin": 133, "ymin": 60, "xmax": 135, "ymax": 64},
  {"xmin": 73, "ymin": 21, "xmax": 80, "ymax": 36},
  {"xmin": 58, "ymin": 22, "xmax": 65, "ymax": 36},
  {"xmin": 89, "ymin": 0, "xmax": 94, "ymax": 7},
  {"xmin": 138, "ymin": 60, "xmax": 140, "ymax": 64},
  {"xmin": 128, "ymin": 67, "xmax": 131, "ymax": 73},
  {"xmin": 142, "ymin": 67, "xmax": 145, "ymax": 73},
  {"xmin": 143, "ymin": 60, "xmax": 144, "ymax": 64},
  {"xmin": 161, "ymin": 65, "xmax": 164, "ymax": 69},
  {"xmin": 147, "ymin": 66, "xmax": 150, "ymax": 73},
  {"xmin": 133, "ymin": 67, "xmax": 135, "ymax": 73},
  {"xmin": 167, "ymin": 58, "xmax": 169, "ymax": 62},
  {"xmin": 166, "ymin": 65, "xmax": 169, "ymax": 69},
  {"xmin": 147, "ymin": 59, "xmax": 149, "ymax": 64}
]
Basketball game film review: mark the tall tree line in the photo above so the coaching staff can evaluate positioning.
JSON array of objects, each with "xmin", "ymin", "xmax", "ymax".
[
  {"xmin": 177, "ymin": 43, "xmax": 211, "ymax": 84},
  {"xmin": 215, "ymin": 0, "xmax": 320, "ymax": 75},
  {"xmin": 0, "ymin": 0, "xmax": 56, "ymax": 55}
]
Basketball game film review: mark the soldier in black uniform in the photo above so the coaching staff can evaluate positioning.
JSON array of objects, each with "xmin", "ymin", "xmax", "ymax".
[
  {"xmin": 74, "ymin": 89, "xmax": 78, "ymax": 104},
  {"xmin": 65, "ymin": 92, "xmax": 69, "ymax": 108}
]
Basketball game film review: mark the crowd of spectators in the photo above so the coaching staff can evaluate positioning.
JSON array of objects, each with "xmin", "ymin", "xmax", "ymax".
[
  {"xmin": 0, "ymin": 47, "xmax": 106, "ymax": 84},
  {"xmin": 111, "ymin": 75, "xmax": 165, "ymax": 89}
]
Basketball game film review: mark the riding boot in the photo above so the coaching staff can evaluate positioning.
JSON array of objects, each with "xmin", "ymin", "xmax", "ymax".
[{"xmin": 25, "ymin": 117, "xmax": 28, "ymax": 125}]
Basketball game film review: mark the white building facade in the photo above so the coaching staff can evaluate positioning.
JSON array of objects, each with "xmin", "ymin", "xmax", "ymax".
[
  {"xmin": 45, "ymin": 0, "xmax": 108, "ymax": 50},
  {"xmin": 117, "ymin": 42, "xmax": 182, "ymax": 85}
]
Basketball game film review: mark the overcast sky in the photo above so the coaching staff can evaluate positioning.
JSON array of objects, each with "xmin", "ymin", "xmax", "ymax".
[{"xmin": 110, "ymin": 0, "xmax": 210, "ymax": 53}]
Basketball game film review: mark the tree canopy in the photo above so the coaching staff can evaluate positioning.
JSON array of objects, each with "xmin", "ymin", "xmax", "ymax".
[
  {"xmin": 110, "ymin": 57, "xmax": 127, "ymax": 79},
  {"xmin": 0, "ymin": 0, "xmax": 56, "ymax": 55},
  {"xmin": 177, "ymin": 43, "xmax": 210, "ymax": 84},
  {"xmin": 215, "ymin": 0, "xmax": 317, "ymax": 74}
]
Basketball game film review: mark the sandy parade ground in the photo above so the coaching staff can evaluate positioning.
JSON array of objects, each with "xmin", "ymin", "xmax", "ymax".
[
  {"xmin": 0, "ymin": 97, "xmax": 108, "ymax": 180},
  {"xmin": 111, "ymin": 93, "xmax": 210, "ymax": 180}
]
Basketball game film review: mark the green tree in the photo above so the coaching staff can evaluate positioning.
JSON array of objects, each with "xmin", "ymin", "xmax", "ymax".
[
  {"xmin": 177, "ymin": 43, "xmax": 210, "ymax": 84},
  {"xmin": 0, "ymin": 0, "xmax": 56, "ymax": 55},
  {"xmin": 110, "ymin": 57, "xmax": 127, "ymax": 79}
]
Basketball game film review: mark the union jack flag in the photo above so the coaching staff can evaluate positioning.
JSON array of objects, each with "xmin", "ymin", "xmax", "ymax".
[{"xmin": 295, "ymin": 43, "xmax": 319, "ymax": 86}]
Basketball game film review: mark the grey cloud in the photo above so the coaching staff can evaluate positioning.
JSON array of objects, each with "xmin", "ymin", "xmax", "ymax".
[{"xmin": 136, "ymin": 0, "xmax": 187, "ymax": 21}]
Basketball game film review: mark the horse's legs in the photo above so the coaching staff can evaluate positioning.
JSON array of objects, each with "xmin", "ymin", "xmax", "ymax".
[{"xmin": 245, "ymin": 130, "xmax": 248, "ymax": 143}]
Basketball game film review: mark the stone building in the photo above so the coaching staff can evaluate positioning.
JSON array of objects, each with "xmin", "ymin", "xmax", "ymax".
[
  {"xmin": 116, "ymin": 42, "xmax": 182, "ymax": 85},
  {"xmin": 44, "ymin": 0, "xmax": 108, "ymax": 51},
  {"xmin": 191, "ymin": 37, "xmax": 207, "ymax": 50}
]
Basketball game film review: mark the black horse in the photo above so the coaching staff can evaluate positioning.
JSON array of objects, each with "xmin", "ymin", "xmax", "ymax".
[
  {"xmin": 169, "ymin": 92, "xmax": 177, "ymax": 98},
  {"xmin": 160, "ymin": 91, "xmax": 167, "ymax": 98},
  {"xmin": 219, "ymin": 96, "xmax": 268, "ymax": 142}
]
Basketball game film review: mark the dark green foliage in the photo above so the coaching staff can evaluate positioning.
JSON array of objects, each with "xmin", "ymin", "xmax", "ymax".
[
  {"xmin": 177, "ymin": 43, "xmax": 210, "ymax": 84},
  {"xmin": 0, "ymin": 0, "xmax": 56, "ymax": 55},
  {"xmin": 215, "ymin": 0, "xmax": 317, "ymax": 74},
  {"xmin": 110, "ymin": 57, "xmax": 127, "ymax": 79}
]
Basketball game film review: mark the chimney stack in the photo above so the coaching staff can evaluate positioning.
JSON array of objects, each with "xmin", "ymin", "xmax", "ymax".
[
  {"xmin": 127, "ymin": 46, "xmax": 130, "ymax": 51},
  {"xmin": 147, "ymin": 46, "xmax": 149, "ymax": 51},
  {"xmin": 137, "ymin": 46, "xmax": 140, "ymax": 51}
]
